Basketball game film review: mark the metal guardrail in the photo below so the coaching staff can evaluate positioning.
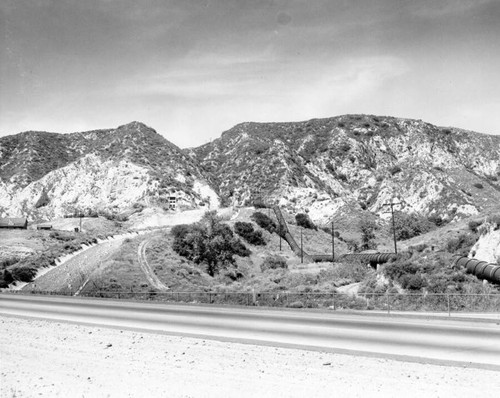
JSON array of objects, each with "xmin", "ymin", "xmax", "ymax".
[{"xmin": 5, "ymin": 290, "xmax": 499, "ymax": 314}]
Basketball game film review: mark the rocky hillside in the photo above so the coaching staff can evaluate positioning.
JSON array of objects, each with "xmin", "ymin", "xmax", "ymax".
[
  {"xmin": 189, "ymin": 115, "xmax": 500, "ymax": 226},
  {"xmin": 2, "ymin": 115, "xmax": 499, "ymax": 225},
  {"xmin": 0, "ymin": 122, "xmax": 219, "ymax": 220}
]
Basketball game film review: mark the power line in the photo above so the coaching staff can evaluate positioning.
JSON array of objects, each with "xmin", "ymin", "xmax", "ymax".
[{"xmin": 382, "ymin": 199, "xmax": 403, "ymax": 254}]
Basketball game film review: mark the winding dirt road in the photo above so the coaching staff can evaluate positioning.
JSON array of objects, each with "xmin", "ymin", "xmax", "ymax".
[{"xmin": 137, "ymin": 236, "xmax": 169, "ymax": 290}]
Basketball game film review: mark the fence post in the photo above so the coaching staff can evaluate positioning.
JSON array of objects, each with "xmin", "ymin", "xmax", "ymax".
[
  {"xmin": 387, "ymin": 294, "xmax": 390, "ymax": 314},
  {"xmin": 447, "ymin": 294, "xmax": 451, "ymax": 317}
]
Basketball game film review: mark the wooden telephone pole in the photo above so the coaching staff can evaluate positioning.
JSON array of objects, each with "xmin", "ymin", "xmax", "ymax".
[
  {"xmin": 300, "ymin": 228, "xmax": 303, "ymax": 263},
  {"xmin": 331, "ymin": 220, "xmax": 335, "ymax": 262},
  {"xmin": 382, "ymin": 200, "xmax": 402, "ymax": 254}
]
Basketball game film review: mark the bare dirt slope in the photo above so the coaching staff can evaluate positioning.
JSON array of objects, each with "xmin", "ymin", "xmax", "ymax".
[
  {"xmin": 1, "ymin": 316, "xmax": 499, "ymax": 398},
  {"xmin": 22, "ymin": 237, "xmax": 129, "ymax": 293}
]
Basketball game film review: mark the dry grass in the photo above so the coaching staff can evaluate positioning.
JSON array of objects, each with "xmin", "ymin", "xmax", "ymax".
[{"xmin": 81, "ymin": 236, "xmax": 149, "ymax": 293}]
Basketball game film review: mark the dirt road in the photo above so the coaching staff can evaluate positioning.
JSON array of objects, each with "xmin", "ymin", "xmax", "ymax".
[
  {"xmin": 22, "ymin": 237, "xmax": 128, "ymax": 294},
  {"xmin": 137, "ymin": 236, "xmax": 169, "ymax": 290}
]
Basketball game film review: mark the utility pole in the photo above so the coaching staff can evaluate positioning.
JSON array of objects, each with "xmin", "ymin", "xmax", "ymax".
[
  {"xmin": 79, "ymin": 213, "xmax": 83, "ymax": 233},
  {"xmin": 382, "ymin": 200, "xmax": 402, "ymax": 254},
  {"xmin": 279, "ymin": 222, "xmax": 282, "ymax": 251},
  {"xmin": 300, "ymin": 228, "xmax": 303, "ymax": 264},
  {"xmin": 331, "ymin": 220, "xmax": 335, "ymax": 262}
]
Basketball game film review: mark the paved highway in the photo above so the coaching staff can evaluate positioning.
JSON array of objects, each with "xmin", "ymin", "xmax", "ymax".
[{"xmin": 1, "ymin": 294, "xmax": 499, "ymax": 370}]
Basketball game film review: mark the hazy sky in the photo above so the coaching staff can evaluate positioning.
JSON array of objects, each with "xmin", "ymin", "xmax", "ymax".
[{"xmin": 1, "ymin": 0, "xmax": 499, "ymax": 147}]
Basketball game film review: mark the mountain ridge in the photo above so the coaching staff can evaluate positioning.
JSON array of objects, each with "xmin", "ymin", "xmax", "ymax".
[{"xmin": 1, "ymin": 115, "xmax": 499, "ymax": 224}]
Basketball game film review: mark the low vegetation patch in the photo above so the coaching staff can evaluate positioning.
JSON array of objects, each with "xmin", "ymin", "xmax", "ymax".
[
  {"xmin": 295, "ymin": 213, "xmax": 317, "ymax": 230},
  {"xmin": 234, "ymin": 221, "xmax": 266, "ymax": 245},
  {"xmin": 382, "ymin": 252, "xmax": 494, "ymax": 294},
  {"xmin": 445, "ymin": 232, "xmax": 477, "ymax": 256},
  {"xmin": 390, "ymin": 211, "xmax": 434, "ymax": 240},
  {"xmin": 260, "ymin": 255, "xmax": 287, "ymax": 271},
  {"xmin": 251, "ymin": 212, "xmax": 277, "ymax": 234}
]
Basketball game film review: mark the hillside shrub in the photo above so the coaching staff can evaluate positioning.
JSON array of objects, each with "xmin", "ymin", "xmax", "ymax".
[
  {"xmin": 0, "ymin": 269, "xmax": 14, "ymax": 288},
  {"xmin": 252, "ymin": 199, "xmax": 267, "ymax": 208},
  {"xmin": 468, "ymin": 219, "xmax": 483, "ymax": 233},
  {"xmin": 251, "ymin": 212, "xmax": 277, "ymax": 234},
  {"xmin": 234, "ymin": 222, "xmax": 265, "ymax": 246},
  {"xmin": 260, "ymin": 255, "xmax": 288, "ymax": 271},
  {"xmin": 390, "ymin": 211, "xmax": 434, "ymax": 241},
  {"xmin": 11, "ymin": 267, "xmax": 37, "ymax": 283},
  {"xmin": 389, "ymin": 165, "xmax": 402, "ymax": 175},
  {"xmin": 345, "ymin": 239, "xmax": 360, "ymax": 253},
  {"xmin": 486, "ymin": 214, "xmax": 500, "ymax": 230},
  {"xmin": 428, "ymin": 214, "xmax": 444, "ymax": 227},
  {"xmin": 399, "ymin": 274, "xmax": 426, "ymax": 290},
  {"xmin": 339, "ymin": 142, "xmax": 351, "ymax": 153},
  {"xmin": 337, "ymin": 173, "xmax": 348, "ymax": 182},
  {"xmin": 49, "ymin": 231, "xmax": 74, "ymax": 241},
  {"xmin": 473, "ymin": 182, "xmax": 484, "ymax": 189},
  {"xmin": 445, "ymin": 233, "xmax": 477, "ymax": 256},
  {"xmin": 295, "ymin": 213, "xmax": 317, "ymax": 230},
  {"xmin": 359, "ymin": 217, "xmax": 377, "ymax": 251},
  {"xmin": 0, "ymin": 257, "xmax": 20, "ymax": 271}
]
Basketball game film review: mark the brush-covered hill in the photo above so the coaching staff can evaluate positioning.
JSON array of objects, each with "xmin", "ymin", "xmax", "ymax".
[
  {"xmin": 0, "ymin": 122, "xmax": 219, "ymax": 220},
  {"xmin": 188, "ymin": 115, "xmax": 500, "ymax": 226}
]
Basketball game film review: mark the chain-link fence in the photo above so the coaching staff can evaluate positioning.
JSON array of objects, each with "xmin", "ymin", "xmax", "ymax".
[{"xmin": 4, "ymin": 290, "xmax": 500, "ymax": 314}]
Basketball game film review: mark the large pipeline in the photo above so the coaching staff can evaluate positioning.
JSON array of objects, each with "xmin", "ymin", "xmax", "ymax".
[
  {"xmin": 336, "ymin": 253, "xmax": 400, "ymax": 266},
  {"xmin": 271, "ymin": 207, "xmax": 398, "ymax": 265},
  {"xmin": 452, "ymin": 255, "xmax": 500, "ymax": 285},
  {"xmin": 272, "ymin": 206, "xmax": 313, "ymax": 262}
]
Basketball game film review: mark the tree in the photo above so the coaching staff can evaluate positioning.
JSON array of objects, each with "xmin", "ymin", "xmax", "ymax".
[
  {"xmin": 295, "ymin": 213, "xmax": 317, "ymax": 230},
  {"xmin": 390, "ymin": 211, "xmax": 433, "ymax": 241},
  {"xmin": 171, "ymin": 211, "xmax": 250, "ymax": 276},
  {"xmin": 359, "ymin": 217, "xmax": 377, "ymax": 251}
]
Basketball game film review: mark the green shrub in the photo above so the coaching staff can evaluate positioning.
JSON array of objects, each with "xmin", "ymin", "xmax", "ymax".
[
  {"xmin": 339, "ymin": 142, "xmax": 351, "ymax": 153},
  {"xmin": 399, "ymin": 274, "xmax": 426, "ymax": 290},
  {"xmin": 295, "ymin": 213, "xmax": 317, "ymax": 230},
  {"xmin": 234, "ymin": 222, "xmax": 266, "ymax": 245},
  {"xmin": 486, "ymin": 214, "xmax": 500, "ymax": 230},
  {"xmin": 359, "ymin": 217, "xmax": 377, "ymax": 251},
  {"xmin": 384, "ymin": 259, "xmax": 420, "ymax": 281},
  {"xmin": 251, "ymin": 212, "xmax": 277, "ymax": 234},
  {"xmin": 473, "ymin": 182, "xmax": 484, "ymax": 189},
  {"xmin": 11, "ymin": 267, "xmax": 37, "ymax": 283},
  {"xmin": 0, "ymin": 257, "xmax": 20, "ymax": 271},
  {"xmin": 428, "ymin": 214, "xmax": 444, "ymax": 227},
  {"xmin": 445, "ymin": 233, "xmax": 477, "ymax": 256},
  {"xmin": 390, "ymin": 211, "xmax": 434, "ymax": 240},
  {"xmin": 0, "ymin": 269, "xmax": 14, "ymax": 287},
  {"xmin": 389, "ymin": 165, "xmax": 402, "ymax": 175},
  {"xmin": 49, "ymin": 231, "xmax": 74, "ymax": 241},
  {"xmin": 468, "ymin": 219, "xmax": 483, "ymax": 233},
  {"xmin": 261, "ymin": 255, "xmax": 288, "ymax": 271},
  {"xmin": 345, "ymin": 239, "xmax": 360, "ymax": 253}
]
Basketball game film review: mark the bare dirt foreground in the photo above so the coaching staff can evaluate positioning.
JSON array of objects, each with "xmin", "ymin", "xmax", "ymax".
[{"xmin": 1, "ymin": 316, "xmax": 499, "ymax": 398}]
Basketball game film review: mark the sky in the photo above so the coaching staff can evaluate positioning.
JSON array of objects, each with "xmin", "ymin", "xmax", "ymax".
[{"xmin": 1, "ymin": 0, "xmax": 499, "ymax": 148}]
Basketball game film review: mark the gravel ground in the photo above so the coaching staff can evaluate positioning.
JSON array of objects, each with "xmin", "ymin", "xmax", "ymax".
[
  {"xmin": 22, "ymin": 238, "xmax": 127, "ymax": 293},
  {"xmin": 1, "ymin": 316, "xmax": 499, "ymax": 398}
]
